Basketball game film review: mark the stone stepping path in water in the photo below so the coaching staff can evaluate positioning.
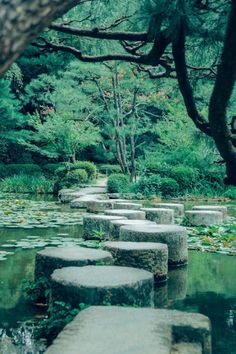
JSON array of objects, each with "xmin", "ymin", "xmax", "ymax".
[
  {"xmin": 83, "ymin": 214, "xmax": 127, "ymax": 240},
  {"xmin": 86, "ymin": 199, "xmax": 114, "ymax": 213},
  {"xmin": 104, "ymin": 209, "xmax": 146, "ymax": 220},
  {"xmin": 45, "ymin": 306, "xmax": 211, "ymax": 354},
  {"xmin": 35, "ymin": 246, "xmax": 113, "ymax": 281},
  {"xmin": 70, "ymin": 194, "xmax": 107, "ymax": 209},
  {"xmin": 109, "ymin": 219, "xmax": 155, "ymax": 240},
  {"xmin": 120, "ymin": 224, "xmax": 188, "ymax": 266},
  {"xmin": 103, "ymin": 241, "xmax": 168, "ymax": 282},
  {"xmin": 141, "ymin": 207, "xmax": 174, "ymax": 224},
  {"xmin": 51, "ymin": 265, "xmax": 154, "ymax": 307},
  {"xmin": 185, "ymin": 210, "xmax": 223, "ymax": 226},
  {"xmin": 113, "ymin": 202, "xmax": 143, "ymax": 210},
  {"xmin": 151, "ymin": 203, "xmax": 184, "ymax": 217},
  {"xmin": 59, "ymin": 187, "xmax": 107, "ymax": 203},
  {"xmin": 192, "ymin": 205, "xmax": 227, "ymax": 220}
]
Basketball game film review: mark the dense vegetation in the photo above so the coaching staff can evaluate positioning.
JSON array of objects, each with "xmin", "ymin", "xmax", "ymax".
[{"xmin": 0, "ymin": 0, "xmax": 235, "ymax": 198}]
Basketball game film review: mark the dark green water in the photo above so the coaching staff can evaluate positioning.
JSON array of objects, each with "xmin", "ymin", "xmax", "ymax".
[{"xmin": 0, "ymin": 198, "xmax": 235, "ymax": 353}]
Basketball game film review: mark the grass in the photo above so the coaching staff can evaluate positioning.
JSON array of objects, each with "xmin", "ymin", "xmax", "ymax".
[{"xmin": 0, "ymin": 174, "xmax": 54, "ymax": 194}]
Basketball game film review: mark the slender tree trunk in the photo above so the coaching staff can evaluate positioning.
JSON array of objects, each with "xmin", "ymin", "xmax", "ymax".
[
  {"xmin": 209, "ymin": 1, "xmax": 236, "ymax": 185},
  {"xmin": 0, "ymin": 0, "xmax": 81, "ymax": 75}
]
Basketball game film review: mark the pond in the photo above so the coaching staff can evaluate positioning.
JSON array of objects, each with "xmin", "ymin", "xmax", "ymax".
[{"xmin": 0, "ymin": 195, "xmax": 235, "ymax": 353}]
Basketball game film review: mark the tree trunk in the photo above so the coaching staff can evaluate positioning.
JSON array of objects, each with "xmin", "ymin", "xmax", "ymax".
[
  {"xmin": 0, "ymin": 0, "xmax": 81, "ymax": 75},
  {"xmin": 208, "ymin": 1, "xmax": 236, "ymax": 185}
]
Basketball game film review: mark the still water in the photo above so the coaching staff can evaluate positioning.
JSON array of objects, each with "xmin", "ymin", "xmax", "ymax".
[{"xmin": 0, "ymin": 200, "xmax": 235, "ymax": 353}]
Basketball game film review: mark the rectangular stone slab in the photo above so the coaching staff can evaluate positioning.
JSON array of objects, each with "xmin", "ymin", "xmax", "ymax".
[{"xmin": 45, "ymin": 306, "xmax": 211, "ymax": 354}]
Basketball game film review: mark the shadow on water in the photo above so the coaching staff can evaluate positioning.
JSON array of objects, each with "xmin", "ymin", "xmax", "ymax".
[{"xmin": 154, "ymin": 251, "xmax": 236, "ymax": 354}]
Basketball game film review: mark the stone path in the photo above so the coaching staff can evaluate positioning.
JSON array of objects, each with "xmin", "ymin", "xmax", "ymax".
[
  {"xmin": 45, "ymin": 306, "xmax": 211, "ymax": 354},
  {"xmin": 39, "ymin": 181, "xmax": 216, "ymax": 353}
]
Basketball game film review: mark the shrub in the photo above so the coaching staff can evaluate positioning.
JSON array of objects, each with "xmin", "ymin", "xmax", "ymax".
[
  {"xmin": 0, "ymin": 174, "xmax": 54, "ymax": 194},
  {"xmin": 42, "ymin": 163, "xmax": 65, "ymax": 175},
  {"xmin": 0, "ymin": 164, "xmax": 42, "ymax": 178},
  {"xmin": 64, "ymin": 169, "xmax": 88, "ymax": 185},
  {"xmin": 169, "ymin": 165, "xmax": 198, "ymax": 191},
  {"xmin": 98, "ymin": 164, "xmax": 122, "ymax": 175},
  {"xmin": 160, "ymin": 177, "xmax": 179, "ymax": 198},
  {"xmin": 73, "ymin": 161, "xmax": 96, "ymax": 180},
  {"xmin": 107, "ymin": 173, "xmax": 129, "ymax": 193},
  {"xmin": 134, "ymin": 175, "xmax": 162, "ymax": 197},
  {"xmin": 139, "ymin": 160, "xmax": 170, "ymax": 177},
  {"xmin": 223, "ymin": 187, "xmax": 236, "ymax": 199}
]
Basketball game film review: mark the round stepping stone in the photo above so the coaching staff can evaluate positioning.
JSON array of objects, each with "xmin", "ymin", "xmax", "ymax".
[
  {"xmin": 70, "ymin": 195, "xmax": 106, "ymax": 209},
  {"xmin": 120, "ymin": 224, "xmax": 188, "ymax": 266},
  {"xmin": 109, "ymin": 219, "xmax": 155, "ymax": 240},
  {"xmin": 104, "ymin": 241, "xmax": 168, "ymax": 282},
  {"xmin": 192, "ymin": 205, "xmax": 227, "ymax": 219},
  {"xmin": 151, "ymin": 203, "xmax": 184, "ymax": 217},
  {"xmin": 185, "ymin": 210, "xmax": 223, "ymax": 226},
  {"xmin": 35, "ymin": 246, "xmax": 113, "ymax": 281},
  {"xmin": 83, "ymin": 215, "xmax": 127, "ymax": 240},
  {"xmin": 141, "ymin": 208, "xmax": 174, "ymax": 224},
  {"xmin": 86, "ymin": 200, "xmax": 114, "ymax": 213},
  {"xmin": 51, "ymin": 265, "xmax": 154, "ymax": 307},
  {"xmin": 104, "ymin": 209, "xmax": 146, "ymax": 220},
  {"xmin": 113, "ymin": 202, "xmax": 142, "ymax": 210}
]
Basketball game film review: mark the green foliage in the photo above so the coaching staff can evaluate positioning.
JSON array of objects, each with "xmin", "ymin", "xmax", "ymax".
[
  {"xmin": 159, "ymin": 177, "xmax": 179, "ymax": 198},
  {"xmin": 98, "ymin": 164, "xmax": 122, "ymax": 175},
  {"xmin": 64, "ymin": 169, "xmax": 88, "ymax": 185},
  {"xmin": 0, "ymin": 164, "xmax": 42, "ymax": 178},
  {"xmin": 71, "ymin": 161, "xmax": 96, "ymax": 180},
  {"xmin": 23, "ymin": 277, "xmax": 51, "ymax": 304},
  {"xmin": 107, "ymin": 173, "xmax": 130, "ymax": 193},
  {"xmin": 169, "ymin": 165, "xmax": 198, "ymax": 191},
  {"xmin": 42, "ymin": 163, "xmax": 65, "ymax": 175},
  {"xmin": 223, "ymin": 187, "xmax": 236, "ymax": 200},
  {"xmin": 0, "ymin": 174, "xmax": 54, "ymax": 194},
  {"xmin": 36, "ymin": 301, "xmax": 88, "ymax": 344},
  {"xmin": 134, "ymin": 174, "xmax": 162, "ymax": 197}
]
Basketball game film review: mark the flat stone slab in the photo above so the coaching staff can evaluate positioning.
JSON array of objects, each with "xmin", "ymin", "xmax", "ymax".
[
  {"xmin": 86, "ymin": 200, "xmax": 114, "ymax": 213},
  {"xmin": 35, "ymin": 246, "xmax": 113, "ymax": 281},
  {"xmin": 151, "ymin": 203, "xmax": 184, "ymax": 217},
  {"xmin": 45, "ymin": 306, "xmax": 211, "ymax": 354},
  {"xmin": 105, "ymin": 209, "xmax": 146, "ymax": 220},
  {"xmin": 185, "ymin": 210, "xmax": 223, "ymax": 226},
  {"xmin": 120, "ymin": 224, "xmax": 188, "ymax": 266},
  {"xmin": 70, "ymin": 195, "xmax": 107, "ymax": 209},
  {"xmin": 141, "ymin": 208, "xmax": 174, "ymax": 224},
  {"xmin": 51, "ymin": 266, "xmax": 154, "ymax": 307},
  {"xmin": 83, "ymin": 214, "xmax": 127, "ymax": 240},
  {"xmin": 104, "ymin": 241, "xmax": 168, "ymax": 281},
  {"xmin": 109, "ymin": 219, "xmax": 155, "ymax": 240},
  {"xmin": 113, "ymin": 202, "xmax": 142, "ymax": 210},
  {"xmin": 192, "ymin": 205, "xmax": 227, "ymax": 219},
  {"xmin": 72, "ymin": 186, "xmax": 107, "ymax": 197}
]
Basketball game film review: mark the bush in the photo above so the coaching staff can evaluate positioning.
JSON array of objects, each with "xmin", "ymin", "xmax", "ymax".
[
  {"xmin": 139, "ymin": 160, "xmax": 170, "ymax": 177},
  {"xmin": 98, "ymin": 164, "xmax": 122, "ymax": 175},
  {"xmin": 107, "ymin": 173, "xmax": 129, "ymax": 193},
  {"xmin": 73, "ymin": 161, "xmax": 96, "ymax": 180},
  {"xmin": 64, "ymin": 169, "xmax": 88, "ymax": 185},
  {"xmin": 160, "ymin": 177, "xmax": 179, "ymax": 198},
  {"xmin": 0, "ymin": 174, "xmax": 54, "ymax": 194},
  {"xmin": 169, "ymin": 165, "xmax": 199, "ymax": 191},
  {"xmin": 134, "ymin": 175, "xmax": 162, "ymax": 197},
  {"xmin": 0, "ymin": 164, "xmax": 42, "ymax": 178},
  {"xmin": 42, "ymin": 163, "xmax": 65, "ymax": 175}
]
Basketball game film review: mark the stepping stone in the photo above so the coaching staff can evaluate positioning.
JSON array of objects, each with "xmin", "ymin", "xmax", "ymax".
[
  {"xmin": 109, "ymin": 219, "xmax": 155, "ymax": 240},
  {"xmin": 185, "ymin": 210, "xmax": 223, "ymax": 226},
  {"xmin": 113, "ymin": 202, "xmax": 142, "ymax": 210},
  {"xmin": 120, "ymin": 224, "xmax": 188, "ymax": 266},
  {"xmin": 104, "ymin": 241, "xmax": 168, "ymax": 282},
  {"xmin": 104, "ymin": 209, "xmax": 146, "ymax": 220},
  {"xmin": 72, "ymin": 186, "xmax": 107, "ymax": 197},
  {"xmin": 70, "ymin": 195, "xmax": 106, "ymax": 209},
  {"xmin": 35, "ymin": 246, "xmax": 113, "ymax": 281},
  {"xmin": 83, "ymin": 215, "xmax": 127, "ymax": 240},
  {"xmin": 141, "ymin": 208, "xmax": 174, "ymax": 224},
  {"xmin": 51, "ymin": 266, "xmax": 154, "ymax": 307},
  {"xmin": 192, "ymin": 205, "xmax": 227, "ymax": 219},
  {"xmin": 151, "ymin": 203, "xmax": 184, "ymax": 217},
  {"xmin": 45, "ymin": 306, "xmax": 211, "ymax": 354},
  {"xmin": 86, "ymin": 200, "xmax": 114, "ymax": 213}
]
